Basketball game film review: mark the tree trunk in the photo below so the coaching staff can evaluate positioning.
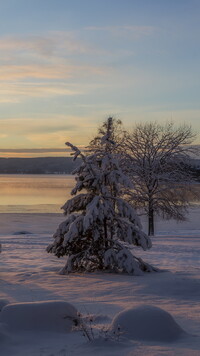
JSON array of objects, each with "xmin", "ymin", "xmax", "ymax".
[
  {"xmin": 104, "ymin": 218, "xmax": 108, "ymax": 248},
  {"xmin": 148, "ymin": 205, "xmax": 154, "ymax": 236}
]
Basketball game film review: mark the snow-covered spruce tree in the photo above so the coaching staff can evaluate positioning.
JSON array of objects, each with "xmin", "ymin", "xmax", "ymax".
[{"xmin": 47, "ymin": 118, "xmax": 155, "ymax": 275}]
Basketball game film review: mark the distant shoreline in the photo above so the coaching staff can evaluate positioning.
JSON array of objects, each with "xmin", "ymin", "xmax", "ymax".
[
  {"xmin": 0, "ymin": 157, "xmax": 80, "ymax": 174},
  {"xmin": 0, "ymin": 172, "xmax": 71, "ymax": 175}
]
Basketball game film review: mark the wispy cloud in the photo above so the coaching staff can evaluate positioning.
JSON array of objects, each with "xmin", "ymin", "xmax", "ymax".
[
  {"xmin": 0, "ymin": 65, "xmax": 71, "ymax": 80},
  {"xmin": 0, "ymin": 117, "xmax": 79, "ymax": 135},
  {"xmin": 0, "ymin": 32, "xmax": 94, "ymax": 57},
  {"xmin": 0, "ymin": 82, "xmax": 83, "ymax": 102},
  {"xmin": 0, "ymin": 32, "xmax": 109, "ymax": 102},
  {"xmin": 0, "ymin": 63, "xmax": 105, "ymax": 81},
  {"xmin": 0, "ymin": 115, "xmax": 97, "ymax": 150},
  {"xmin": 85, "ymin": 25, "xmax": 156, "ymax": 39},
  {"xmin": 0, "ymin": 36, "xmax": 55, "ymax": 56},
  {"xmin": 0, "ymin": 65, "xmax": 106, "ymax": 103}
]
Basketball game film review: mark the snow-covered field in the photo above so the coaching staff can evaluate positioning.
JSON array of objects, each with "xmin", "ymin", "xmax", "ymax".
[{"xmin": 0, "ymin": 210, "xmax": 200, "ymax": 356}]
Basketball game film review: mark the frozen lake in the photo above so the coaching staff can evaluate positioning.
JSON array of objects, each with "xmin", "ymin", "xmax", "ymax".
[
  {"xmin": 0, "ymin": 174, "xmax": 75, "ymax": 213},
  {"xmin": 0, "ymin": 174, "xmax": 199, "ymax": 235}
]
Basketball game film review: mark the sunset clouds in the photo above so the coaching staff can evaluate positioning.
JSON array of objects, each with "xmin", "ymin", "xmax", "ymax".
[
  {"xmin": 0, "ymin": 114, "xmax": 97, "ymax": 154},
  {"xmin": 0, "ymin": 0, "xmax": 200, "ymax": 155},
  {"xmin": 0, "ymin": 29, "xmax": 113, "ymax": 109}
]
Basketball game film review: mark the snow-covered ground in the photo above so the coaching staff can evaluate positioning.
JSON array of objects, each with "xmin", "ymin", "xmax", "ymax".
[{"xmin": 0, "ymin": 210, "xmax": 200, "ymax": 356}]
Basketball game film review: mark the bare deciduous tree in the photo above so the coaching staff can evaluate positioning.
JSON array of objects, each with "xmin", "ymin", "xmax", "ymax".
[{"xmin": 123, "ymin": 122, "xmax": 198, "ymax": 236}]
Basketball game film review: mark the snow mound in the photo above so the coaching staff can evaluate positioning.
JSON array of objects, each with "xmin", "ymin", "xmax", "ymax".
[
  {"xmin": 0, "ymin": 299, "xmax": 9, "ymax": 312},
  {"xmin": 0, "ymin": 300, "xmax": 78, "ymax": 333},
  {"xmin": 111, "ymin": 305, "xmax": 187, "ymax": 342}
]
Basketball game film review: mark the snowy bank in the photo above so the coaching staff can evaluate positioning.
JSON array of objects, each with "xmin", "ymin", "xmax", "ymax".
[{"xmin": 0, "ymin": 211, "xmax": 200, "ymax": 355}]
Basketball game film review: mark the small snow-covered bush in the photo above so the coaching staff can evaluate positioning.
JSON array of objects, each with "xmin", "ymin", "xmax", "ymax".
[
  {"xmin": 47, "ymin": 118, "xmax": 155, "ymax": 275},
  {"xmin": 111, "ymin": 305, "xmax": 187, "ymax": 342}
]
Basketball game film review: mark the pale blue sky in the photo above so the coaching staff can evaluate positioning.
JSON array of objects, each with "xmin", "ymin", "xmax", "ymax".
[{"xmin": 0, "ymin": 0, "xmax": 200, "ymax": 156}]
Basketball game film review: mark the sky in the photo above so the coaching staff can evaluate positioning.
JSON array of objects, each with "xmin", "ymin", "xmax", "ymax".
[{"xmin": 0, "ymin": 0, "xmax": 200, "ymax": 157}]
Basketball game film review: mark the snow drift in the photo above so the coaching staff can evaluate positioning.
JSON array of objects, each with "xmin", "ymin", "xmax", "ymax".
[
  {"xmin": 111, "ymin": 305, "xmax": 187, "ymax": 342},
  {"xmin": 0, "ymin": 301, "xmax": 78, "ymax": 333}
]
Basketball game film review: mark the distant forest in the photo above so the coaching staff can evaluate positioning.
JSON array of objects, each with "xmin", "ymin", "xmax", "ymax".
[
  {"xmin": 0, "ymin": 157, "xmax": 80, "ymax": 174},
  {"xmin": 0, "ymin": 157, "xmax": 200, "ymax": 179}
]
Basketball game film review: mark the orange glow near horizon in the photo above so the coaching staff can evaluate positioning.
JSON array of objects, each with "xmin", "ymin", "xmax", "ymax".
[
  {"xmin": 0, "ymin": 152, "xmax": 68, "ymax": 158},
  {"xmin": 0, "ymin": 145, "xmax": 87, "ymax": 158}
]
